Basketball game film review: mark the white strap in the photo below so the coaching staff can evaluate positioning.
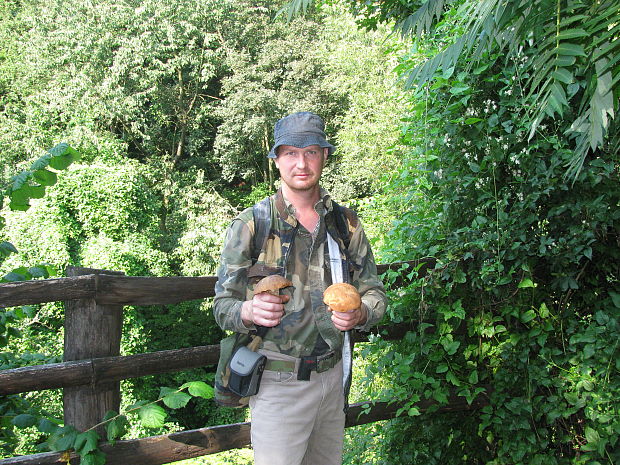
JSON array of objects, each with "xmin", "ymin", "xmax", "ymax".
[
  {"xmin": 327, "ymin": 233, "xmax": 343, "ymax": 284},
  {"xmin": 327, "ymin": 233, "xmax": 351, "ymax": 394}
]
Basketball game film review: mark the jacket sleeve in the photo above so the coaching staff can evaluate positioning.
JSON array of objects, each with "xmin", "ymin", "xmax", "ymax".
[
  {"xmin": 347, "ymin": 218, "xmax": 388, "ymax": 331},
  {"xmin": 213, "ymin": 214, "xmax": 255, "ymax": 334}
]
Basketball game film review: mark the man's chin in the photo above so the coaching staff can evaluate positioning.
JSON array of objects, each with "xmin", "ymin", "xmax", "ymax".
[{"xmin": 285, "ymin": 180, "xmax": 320, "ymax": 193}]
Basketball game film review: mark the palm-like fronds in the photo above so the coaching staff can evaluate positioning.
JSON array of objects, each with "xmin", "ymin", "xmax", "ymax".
[
  {"xmin": 276, "ymin": 0, "xmax": 315, "ymax": 22},
  {"xmin": 400, "ymin": 0, "xmax": 620, "ymax": 179}
]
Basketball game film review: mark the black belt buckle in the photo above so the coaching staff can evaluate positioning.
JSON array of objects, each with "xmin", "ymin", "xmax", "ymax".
[{"xmin": 297, "ymin": 356, "xmax": 317, "ymax": 381}]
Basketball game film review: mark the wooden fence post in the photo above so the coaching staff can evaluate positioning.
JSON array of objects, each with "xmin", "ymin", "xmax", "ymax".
[{"xmin": 63, "ymin": 267, "xmax": 124, "ymax": 435}]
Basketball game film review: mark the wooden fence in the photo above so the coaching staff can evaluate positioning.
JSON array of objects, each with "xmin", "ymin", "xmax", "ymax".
[{"xmin": 0, "ymin": 259, "xmax": 487, "ymax": 465}]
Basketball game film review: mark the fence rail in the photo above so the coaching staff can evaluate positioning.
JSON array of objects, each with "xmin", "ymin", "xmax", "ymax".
[
  {"xmin": 0, "ymin": 257, "xmax": 488, "ymax": 465},
  {"xmin": 2, "ymin": 394, "xmax": 488, "ymax": 465},
  {"xmin": 0, "ymin": 324, "xmax": 415, "ymax": 396}
]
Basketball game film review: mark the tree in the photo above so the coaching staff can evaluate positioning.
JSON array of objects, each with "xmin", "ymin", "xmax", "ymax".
[
  {"xmin": 350, "ymin": 0, "xmax": 619, "ymax": 180},
  {"xmin": 213, "ymin": 0, "xmax": 347, "ymax": 189}
]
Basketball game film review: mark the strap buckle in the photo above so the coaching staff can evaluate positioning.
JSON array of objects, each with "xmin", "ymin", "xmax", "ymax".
[
  {"xmin": 297, "ymin": 356, "xmax": 317, "ymax": 381},
  {"xmin": 297, "ymin": 351, "xmax": 338, "ymax": 380}
]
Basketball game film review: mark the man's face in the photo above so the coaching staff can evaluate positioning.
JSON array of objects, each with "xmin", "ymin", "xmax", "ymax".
[{"xmin": 274, "ymin": 144, "xmax": 328, "ymax": 193}]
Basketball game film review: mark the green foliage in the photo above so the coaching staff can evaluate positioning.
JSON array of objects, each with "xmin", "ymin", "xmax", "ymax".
[
  {"xmin": 213, "ymin": 0, "xmax": 347, "ymax": 187},
  {"xmin": 1, "ymin": 143, "xmax": 76, "ymax": 456},
  {"xmin": 360, "ymin": 0, "xmax": 620, "ymax": 181},
  {"xmin": 6, "ymin": 382, "xmax": 214, "ymax": 464},
  {"xmin": 353, "ymin": 19, "xmax": 620, "ymax": 463}
]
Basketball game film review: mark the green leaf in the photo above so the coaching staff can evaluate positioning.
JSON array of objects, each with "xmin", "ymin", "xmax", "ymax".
[
  {"xmin": 7, "ymin": 326, "xmax": 22, "ymax": 338},
  {"xmin": 521, "ymin": 310, "xmax": 536, "ymax": 323},
  {"xmin": 105, "ymin": 414, "xmax": 128, "ymax": 442},
  {"xmin": 3, "ymin": 272, "xmax": 26, "ymax": 282},
  {"xmin": 585, "ymin": 426, "xmax": 600, "ymax": 445},
  {"xmin": 552, "ymin": 68, "xmax": 573, "ymax": 84},
  {"xmin": 464, "ymin": 117, "xmax": 483, "ymax": 124},
  {"xmin": 137, "ymin": 404, "xmax": 166, "ymax": 428},
  {"xmin": 12, "ymin": 414, "xmax": 38, "ymax": 428},
  {"xmin": 450, "ymin": 84, "xmax": 470, "ymax": 95},
  {"xmin": 10, "ymin": 186, "xmax": 31, "ymax": 206},
  {"xmin": 47, "ymin": 143, "xmax": 79, "ymax": 170},
  {"xmin": 33, "ymin": 169, "xmax": 58, "ymax": 186},
  {"xmin": 0, "ymin": 241, "xmax": 18, "ymax": 257},
  {"xmin": 160, "ymin": 387, "xmax": 192, "ymax": 409},
  {"xmin": 446, "ymin": 371, "xmax": 461, "ymax": 386},
  {"xmin": 436, "ymin": 364, "xmax": 449, "ymax": 374},
  {"xmin": 28, "ymin": 266, "xmax": 50, "ymax": 278},
  {"xmin": 29, "ymin": 185, "xmax": 46, "ymax": 199},
  {"xmin": 49, "ymin": 154, "xmax": 74, "ymax": 170},
  {"xmin": 49, "ymin": 426, "xmax": 79, "ymax": 452},
  {"xmin": 80, "ymin": 450, "xmax": 106, "ymax": 465},
  {"xmin": 554, "ymin": 55, "xmax": 576, "ymax": 67},
  {"xmin": 408, "ymin": 407, "xmax": 420, "ymax": 416},
  {"xmin": 10, "ymin": 171, "xmax": 30, "ymax": 191},
  {"xmin": 556, "ymin": 28, "xmax": 589, "ymax": 41},
  {"xmin": 38, "ymin": 418, "xmax": 61, "ymax": 434},
  {"xmin": 556, "ymin": 43, "xmax": 586, "ymax": 57},
  {"xmin": 518, "ymin": 278, "xmax": 535, "ymax": 288},
  {"xmin": 30, "ymin": 153, "xmax": 52, "ymax": 171},
  {"xmin": 180, "ymin": 381, "xmax": 214, "ymax": 399},
  {"xmin": 73, "ymin": 430, "xmax": 99, "ymax": 455},
  {"xmin": 8, "ymin": 201, "xmax": 30, "ymax": 211},
  {"xmin": 609, "ymin": 291, "xmax": 620, "ymax": 308}
]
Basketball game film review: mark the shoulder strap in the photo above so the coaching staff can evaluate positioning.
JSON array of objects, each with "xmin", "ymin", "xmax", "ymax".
[
  {"xmin": 326, "ymin": 201, "xmax": 360, "ymax": 274},
  {"xmin": 252, "ymin": 196, "xmax": 272, "ymax": 265},
  {"xmin": 331, "ymin": 201, "xmax": 351, "ymax": 249}
]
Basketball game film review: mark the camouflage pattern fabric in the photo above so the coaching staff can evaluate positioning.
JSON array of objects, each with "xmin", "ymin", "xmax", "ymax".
[{"xmin": 214, "ymin": 188, "xmax": 387, "ymax": 358}]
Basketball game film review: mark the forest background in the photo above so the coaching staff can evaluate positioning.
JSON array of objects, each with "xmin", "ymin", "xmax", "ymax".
[{"xmin": 1, "ymin": 0, "xmax": 619, "ymax": 464}]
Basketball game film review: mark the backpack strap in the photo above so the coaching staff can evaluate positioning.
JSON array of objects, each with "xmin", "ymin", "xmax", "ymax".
[
  {"xmin": 332, "ymin": 201, "xmax": 351, "ymax": 249},
  {"xmin": 247, "ymin": 194, "xmax": 298, "ymax": 278},
  {"xmin": 326, "ymin": 201, "xmax": 361, "ymax": 276},
  {"xmin": 251, "ymin": 196, "xmax": 271, "ymax": 265}
]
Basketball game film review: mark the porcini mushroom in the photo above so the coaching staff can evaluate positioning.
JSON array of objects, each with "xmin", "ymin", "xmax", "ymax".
[
  {"xmin": 254, "ymin": 274, "xmax": 293, "ymax": 296},
  {"xmin": 323, "ymin": 282, "xmax": 361, "ymax": 312}
]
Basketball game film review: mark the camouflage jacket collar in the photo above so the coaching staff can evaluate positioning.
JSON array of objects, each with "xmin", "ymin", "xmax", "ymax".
[{"xmin": 274, "ymin": 187, "xmax": 334, "ymax": 228}]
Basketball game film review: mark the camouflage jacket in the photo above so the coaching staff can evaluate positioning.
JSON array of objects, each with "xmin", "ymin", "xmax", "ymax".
[{"xmin": 213, "ymin": 188, "xmax": 387, "ymax": 357}]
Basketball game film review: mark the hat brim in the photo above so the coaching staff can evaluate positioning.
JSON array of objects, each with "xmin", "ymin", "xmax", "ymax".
[{"xmin": 268, "ymin": 134, "xmax": 335, "ymax": 158}]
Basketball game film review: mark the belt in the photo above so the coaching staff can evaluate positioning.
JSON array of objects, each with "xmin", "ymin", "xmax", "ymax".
[{"xmin": 264, "ymin": 350, "xmax": 342, "ymax": 380}]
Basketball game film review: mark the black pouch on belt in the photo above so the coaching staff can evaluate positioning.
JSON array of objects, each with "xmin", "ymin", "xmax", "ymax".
[{"xmin": 228, "ymin": 346, "xmax": 267, "ymax": 397}]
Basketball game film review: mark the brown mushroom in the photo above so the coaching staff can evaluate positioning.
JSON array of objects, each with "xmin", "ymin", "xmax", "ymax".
[
  {"xmin": 323, "ymin": 282, "xmax": 361, "ymax": 312},
  {"xmin": 253, "ymin": 274, "xmax": 293, "ymax": 296}
]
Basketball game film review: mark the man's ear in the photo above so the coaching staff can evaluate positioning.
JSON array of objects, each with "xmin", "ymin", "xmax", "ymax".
[{"xmin": 322, "ymin": 148, "xmax": 329, "ymax": 164}]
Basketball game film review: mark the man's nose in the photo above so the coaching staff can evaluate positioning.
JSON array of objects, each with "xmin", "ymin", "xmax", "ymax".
[{"xmin": 295, "ymin": 154, "xmax": 307, "ymax": 168}]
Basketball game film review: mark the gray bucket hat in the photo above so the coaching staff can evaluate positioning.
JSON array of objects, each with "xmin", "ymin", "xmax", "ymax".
[{"xmin": 268, "ymin": 111, "xmax": 336, "ymax": 158}]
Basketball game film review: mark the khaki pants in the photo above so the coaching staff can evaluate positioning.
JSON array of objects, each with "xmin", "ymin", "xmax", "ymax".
[{"xmin": 250, "ymin": 350, "xmax": 346, "ymax": 465}]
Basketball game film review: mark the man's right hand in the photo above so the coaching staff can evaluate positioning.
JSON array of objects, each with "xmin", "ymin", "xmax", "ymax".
[{"xmin": 241, "ymin": 293, "xmax": 289, "ymax": 328}]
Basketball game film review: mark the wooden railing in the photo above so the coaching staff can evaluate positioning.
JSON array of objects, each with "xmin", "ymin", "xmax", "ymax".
[{"xmin": 0, "ymin": 258, "xmax": 488, "ymax": 465}]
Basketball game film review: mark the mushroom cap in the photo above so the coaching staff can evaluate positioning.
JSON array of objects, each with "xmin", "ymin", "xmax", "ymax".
[
  {"xmin": 254, "ymin": 274, "xmax": 293, "ymax": 295},
  {"xmin": 323, "ymin": 282, "xmax": 361, "ymax": 312}
]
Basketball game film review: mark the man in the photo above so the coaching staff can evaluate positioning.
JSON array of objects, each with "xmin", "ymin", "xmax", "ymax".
[{"xmin": 214, "ymin": 111, "xmax": 387, "ymax": 465}]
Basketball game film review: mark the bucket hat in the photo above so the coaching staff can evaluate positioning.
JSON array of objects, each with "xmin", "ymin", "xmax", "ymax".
[{"xmin": 268, "ymin": 111, "xmax": 335, "ymax": 158}]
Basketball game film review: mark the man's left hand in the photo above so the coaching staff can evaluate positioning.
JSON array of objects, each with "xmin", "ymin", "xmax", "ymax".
[{"xmin": 330, "ymin": 305, "xmax": 367, "ymax": 331}]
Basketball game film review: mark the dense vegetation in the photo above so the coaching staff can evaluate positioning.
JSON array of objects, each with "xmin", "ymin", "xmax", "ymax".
[
  {"xmin": 344, "ymin": 1, "xmax": 620, "ymax": 464},
  {"xmin": 0, "ymin": 0, "xmax": 404, "ymax": 462},
  {"xmin": 1, "ymin": 0, "xmax": 619, "ymax": 464}
]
